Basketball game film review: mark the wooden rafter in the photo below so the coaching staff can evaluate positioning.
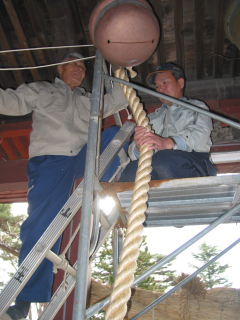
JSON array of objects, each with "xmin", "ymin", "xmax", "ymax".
[
  {"xmin": 194, "ymin": 0, "xmax": 205, "ymax": 80},
  {"xmin": 152, "ymin": 0, "xmax": 166, "ymax": 65},
  {"xmin": 23, "ymin": 0, "xmax": 56, "ymax": 80},
  {"xmin": 174, "ymin": 0, "xmax": 184, "ymax": 69},
  {"xmin": 0, "ymin": 24, "xmax": 24, "ymax": 85},
  {"xmin": 3, "ymin": 0, "xmax": 41, "ymax": 81},
  {"xmin": 44, "ymin": 0, "xmax": 79, "ymax": 62},
  {"xmin": 214, "ymin": 0, "xmax": 226, "ymax": 78}
]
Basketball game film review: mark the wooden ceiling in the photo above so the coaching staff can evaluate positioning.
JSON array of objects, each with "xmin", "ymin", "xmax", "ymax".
[{"xmin": 0, "ymin": 0, "xmax": 239, "ymax": 123}]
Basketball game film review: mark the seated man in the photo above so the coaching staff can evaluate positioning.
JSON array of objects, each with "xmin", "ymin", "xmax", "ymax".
[{"xmin": 119, "ymin": 62, "xmax": 217, "ymax": 182}]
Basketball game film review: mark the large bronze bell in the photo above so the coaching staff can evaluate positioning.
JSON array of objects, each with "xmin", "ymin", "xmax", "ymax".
[{"xmin": 89, "ymin": 0, "xmax": 160, "ymax": 67}]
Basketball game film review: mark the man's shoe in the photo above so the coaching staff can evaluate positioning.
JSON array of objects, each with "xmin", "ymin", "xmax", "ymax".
[{"xmin": 1, "ymin": 302, "xmax": 31, "ymax": 320}]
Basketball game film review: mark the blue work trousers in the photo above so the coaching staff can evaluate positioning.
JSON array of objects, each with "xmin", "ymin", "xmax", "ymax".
[
  {"xmin": 118, "ymin": 149, "xmax": 217, "ymax": 182},
  {"xmin": 16, "ymin": 126, "xmax": 126, "ymax": 302}
]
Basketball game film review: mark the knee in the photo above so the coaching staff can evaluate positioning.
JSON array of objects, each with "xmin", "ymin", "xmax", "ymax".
[
  {"xmin": 152, "ymin": 150, "xmax": 173, "ymax": 168},
  {"xmin": 118, "ymin": 160, "xmax": 138, "ymax": 182},
  {"xmin": 151, "ymin": 150, "xmax": 176, "ymax": 179}
]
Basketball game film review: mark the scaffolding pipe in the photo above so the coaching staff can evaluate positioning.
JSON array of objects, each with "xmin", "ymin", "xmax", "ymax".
[
  {"xmin": 103, "ymin": 60, "xmax": 122, "ymax": 126},
  {"xmin": 72, "ymin": 50, "xmax": 103, "ymax": 320},
  {"xmin": 113, "ymin": 228, "xmax": 119, "ymax": 279},
  {"xmin": 89, "ymin": 195, "xmax": 101, "ymax": 257},
  {"xmin": 118, "ymin": 228, "xmax": 123, "ymax": 264},
  {"xmin": 45, "ymin": 251, "xmax": 76, "ymax": 277},
  {"xmin": 102, "ymin": 74, "xmax": 240, "ymax": 131},
  {"xmin": 89, "ymin": 78, "xmax": 104, "ymax": 257},
  {"xmin": 130, "ymin": 237, "xmax": 240, "ymax": 320},
  {"xmin": 85, "ymin": 202, "xmax": 240, "ymax": 318}
]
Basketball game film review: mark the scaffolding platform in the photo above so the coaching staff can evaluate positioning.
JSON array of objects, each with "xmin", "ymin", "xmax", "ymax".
[{"xmin": 115, "ymin": 174, "xmax": 240, "ymax": 227}]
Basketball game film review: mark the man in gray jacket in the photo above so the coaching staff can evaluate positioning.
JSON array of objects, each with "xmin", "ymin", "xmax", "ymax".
[
  {"xmin": 119, "ymin": 62, "xmax": 217, "ymax": 182},
  {"xmin": 1, "ymin": 53, "xmax": 128, "ymax": 320}
]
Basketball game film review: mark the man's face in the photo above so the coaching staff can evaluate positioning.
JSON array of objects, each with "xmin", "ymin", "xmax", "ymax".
[
  {"xmin": 57, "ymin": 57, "xmax": 86, "ymax": 90},
  {"xmin": 154, "ymin": 71, "xmax": 184, "ymax": 106}
]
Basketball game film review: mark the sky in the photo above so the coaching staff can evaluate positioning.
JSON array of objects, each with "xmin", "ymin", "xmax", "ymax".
[
  {"xmin": 143, "ymin": 223, "xmax": 240, "ymax": 288},
  {"xmin": 3, "ymin": 202, "xmax": 240, "ymax": 290}
]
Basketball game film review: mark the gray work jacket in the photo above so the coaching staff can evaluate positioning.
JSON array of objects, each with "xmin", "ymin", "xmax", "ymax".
[
  {"xmin": 129, "ymin": 97, "xmax": 213, "ymax": 160},
  {"xmin": 0, "ymin": 78, "xmax": 128, "ymax": 159}
]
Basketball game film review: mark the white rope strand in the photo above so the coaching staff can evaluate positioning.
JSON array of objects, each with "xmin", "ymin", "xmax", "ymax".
[
  {"xmin": 0, "ymin": 56, "xmax": 95, "ymax": 71},
  {"xmin": 0, "ymin": 44, "xmax": 96, "ymax": 70},
  {"xmin": 0, "ymin": 44, "xmax": 95, "ymax": 54}
]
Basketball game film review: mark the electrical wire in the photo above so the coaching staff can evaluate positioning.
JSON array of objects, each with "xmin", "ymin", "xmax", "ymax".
[
  {"xmin": 0, "ymin": 44, "xmax": 95, "ymax": 54},
  {"xmin": 0, "ymin": 44, "xmax": 96, "ymax": 71},
  {"xmin": 209, "ymin": 53, "xmax": 240, "ymax": 60},
  {"xmin": 0, "ymin": 56, "xmax": 95, "ymax": 71}
]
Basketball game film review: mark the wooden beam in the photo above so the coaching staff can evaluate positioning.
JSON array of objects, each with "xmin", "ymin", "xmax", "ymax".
[
  {"xmin": 3, "ymin": 0, "xmax": 41, "ymax": 81},
  {"xmin": 0, "ymin": 24, "xmax": 25, "ymax": 85},
  {"xmin": 0, "ymin": 128, "xmax": 31, "ymax": 138},
  {"xmin": 194, "ymin": 0, "xmax": 204, "ymax": 79},
  {"xmin": 44, "ymin": 0, "xmax": 78, "ymax": 62},
  {"xmin": 0, "ymin": 61, "xmax": 13, "ymax": 89},
  {"xmin": 0, "ymin": 121, "xmax": 32, "ymax": 135},
  {"xmin": 0, "ymin": 121, "xmax": 31, "ymax": 159},
  {"xmin": 185, "ymin": 76, "xmax": 240, "ymax": 101},
  {"xmin": 182, "ymin": 0, "xmax": 196, "ymax": 80},
  {"xmin": 0, "ymin": 159, "xmax": 28, "ymax": 186},
  {"xmin": 68, "ymin": 0, "xmax": 94, "ymax": 91},
  {"xmin": 150, "ymin": 0, "xmax": 165, "ymax": 65},
  {"xmin": 67, "ymin": 0, "xmax": 85, "ymax": 42},
  {"xmin": 138, "ymin": 76, "xmax": 240, "ymax": 104},
  {"xmin": 23, "ymin": 0, "xmax": 56, "ymax": 80},
  {"xmin": 140, "ymin": 61, "xmax": 149, "ymax": 86},
  {"xmin": 174, "ymin": 0, "xmax": 184, "ymax": 68},
  {"xmin": 1, "ymin": 139, "xmax": 19, "ymax": 160},
  {"xmin": 12, "ymin": 136, "xmax": 29, "ymax": 159},
  {"xmin": 0, "ymin": 190, "xmax": 28, "ymax": 203},
  {"xmin": 100, "ymin": 180, "xmax": 172, "ymax": 195},
  {"xmin": 214, "ymin": 0, "xmax": 226, "ymax": 78},
  {"xmin": 231, "ymin": 44, "xmax": 240, "ymax": 78}
]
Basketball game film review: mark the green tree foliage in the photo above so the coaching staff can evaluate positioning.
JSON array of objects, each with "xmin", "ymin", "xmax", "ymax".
[
  {"xmin": 189, "ymin": 242, "xmax": 232, "ymax": 289},
  {"xmin": 0, "ymin": 203, "xmax": 25, "ymax": 269},
  {"xmin": 0, "ymin": 203, "xmax": 25, "ymax": 291},
  {"xmin": 91, "ymin": 232, "xmax": 176, "ymax": 319},
  {"xmin": 92, "ymin": 232, "xmax": 176, "ymax": 293},
  {"xmin": 0, "ymin": 203, "xmax": 47, "ymax": 320}
]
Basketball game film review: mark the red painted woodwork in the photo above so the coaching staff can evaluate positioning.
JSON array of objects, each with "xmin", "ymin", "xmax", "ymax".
[
  {"xmin": 1, "ymin": 98, "xmax": 240, "ymax": 203},
  {"xmin": 0, "ymin": 159, "xmax": 28, "ymax": 203},
  {"xmin": 0, "ymin": 121, "xmax": 31, "ymax": 161}
]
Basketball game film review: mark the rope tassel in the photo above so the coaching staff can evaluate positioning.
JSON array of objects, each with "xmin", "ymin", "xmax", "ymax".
[{"xmin": 105, "ymin": 68, "xmax": 153, "ymax": 320}]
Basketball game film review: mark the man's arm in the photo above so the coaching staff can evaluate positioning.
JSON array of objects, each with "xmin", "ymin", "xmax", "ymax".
[
  {"xmin": 133, "ymin": 126, "xmax": 173, "ymax": 152},
  {"xmin": 128, "ymin": 126, "xmax": 174, "ymax": 160},
  {"xmin": 173, "ymin": 100, "xmax": 213, "ymax": 152},
  {"xmin": 129, "ymin": 99, "xmax": 213, "ymax": 160},
  {"xmin": 0, "ymin": 83, "xmax": 39, "ymax": 116},
  {"xmin": 102, "ymin": 82, "xmax": 128, "ymax": 118}
]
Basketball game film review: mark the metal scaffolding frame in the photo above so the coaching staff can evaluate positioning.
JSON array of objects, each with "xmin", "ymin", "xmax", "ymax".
[
  {"xmin": 1, "ymin": 50, "xmax": 240, "ymax": 320},
  {"xmin": 71, "ymin": 50, "xmax": 240, "ymax": 319}
]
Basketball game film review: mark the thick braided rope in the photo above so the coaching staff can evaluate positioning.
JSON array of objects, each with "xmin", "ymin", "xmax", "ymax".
[{"xmin": 105, "ymin": 68, "xmax": 153, "ymax": 320}]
